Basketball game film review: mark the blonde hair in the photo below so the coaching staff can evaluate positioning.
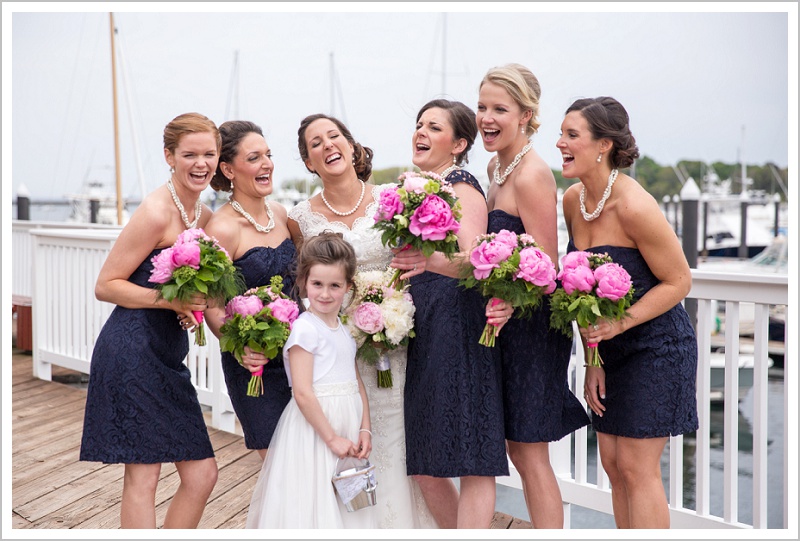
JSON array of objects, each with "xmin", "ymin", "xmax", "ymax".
[{"xmin": 480, "ymin": 64, "xmax": 541, "ymax": 135}]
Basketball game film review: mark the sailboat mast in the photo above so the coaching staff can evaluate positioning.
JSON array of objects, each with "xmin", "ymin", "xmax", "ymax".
[{"xmin": 110, "ymin": 12, "xmax": 123, "ymax": 225}]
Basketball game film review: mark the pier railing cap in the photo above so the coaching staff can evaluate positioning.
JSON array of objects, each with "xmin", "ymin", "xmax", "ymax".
[
  {"xmin": 680, "ymin": 177, "xmax": 701, "ymax": 201},
  {"xmin": 16, "ymin": 184, "xmax": 30, "ymax": 198}
]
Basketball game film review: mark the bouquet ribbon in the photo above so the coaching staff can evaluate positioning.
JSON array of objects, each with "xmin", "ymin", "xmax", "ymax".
[
  {"xmin": 247, "ymin": 364, "xmax": 265, "ymax": 397},
  {"xmin": 585, "ymin": 340, "xmax": 603, "ymax": 368}
]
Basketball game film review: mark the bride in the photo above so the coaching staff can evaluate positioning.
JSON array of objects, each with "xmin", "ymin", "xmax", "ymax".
[{"xmin": 288, "ymin": 113, "xmax": 437, "ymax": 529}]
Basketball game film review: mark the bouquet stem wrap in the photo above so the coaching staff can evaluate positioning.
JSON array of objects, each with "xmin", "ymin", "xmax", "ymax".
[
  {"xmin": 585, "ymin": 341, "xmax": 603, "ymax": 367},
  {"xmin": 376, "ymin": 352, "xmax": 393, "ymax": 388},
  {"xmin": 193, "ymin": 310, "xmax": 206, "ymax": 346},
  {"xmin": 247, "ymin": 366, "xmax": 265, "ymax": 397}
]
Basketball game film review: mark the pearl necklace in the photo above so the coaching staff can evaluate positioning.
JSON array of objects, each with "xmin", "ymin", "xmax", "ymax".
[
  {"xmin": 167, "ymin": 178, "xmax": 202, "ymax": 229},
  {"xmin": 493, "ymin": 142, "xmax": 534, "ymax": 186},
  {"xmin": 320, "ymin": 180, "xmax": 366, "ymax": 217},
  {"xmin": 580, "ymin": 169, "xmax": 619, "ymax": 221},
  {"xmin": 229, "ymin": 199, "xmax": 275, "ymax": 234},
  {"xmin": 438, "ymin": 164, "xmax": 460, "ymax": 179}
]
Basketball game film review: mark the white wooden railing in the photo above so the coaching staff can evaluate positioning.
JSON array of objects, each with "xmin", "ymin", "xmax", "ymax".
[{"xmin": 12, "ymin": 221, "xmax": 790, "ymax": 529}]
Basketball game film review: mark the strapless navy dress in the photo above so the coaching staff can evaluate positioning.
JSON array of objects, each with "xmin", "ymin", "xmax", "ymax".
[
  {"xmin": 404, "ymin": 170, "xmax": 508, "ymax": 477},
  {"xmin": 488, "ymin": 210, "xmax": 590, "ymax": 442},
  {"xmin": 567, "ymin": 240, "xmax": 699, "ymax": 437},
  {"xmin": 219, "ymin": 239, "xmax": 296, "ymax": 450},
  {"xmin": 80, "ymin": 248, "xmax": 214, "ymax": 464}
]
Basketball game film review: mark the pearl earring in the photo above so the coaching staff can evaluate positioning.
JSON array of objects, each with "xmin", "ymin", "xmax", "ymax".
[
  {"xmin": 169, "ymin": 166, "xmax": 175, "ymax": 174},
  {"xmin": 596, "ymin": 154, "xmax": 602, "ymax": 163},
  {"xmin": 521, "ymin": 126, "xmax": 526, "ymax": 134},
  {"xmin": 452, "ymin": 155, "xmax": 457, "ymax": 165}
]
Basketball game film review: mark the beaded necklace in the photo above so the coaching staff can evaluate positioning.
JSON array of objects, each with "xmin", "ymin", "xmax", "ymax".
[
  {"xmin": 493, "ymin": 142, "xmax": 533, "ymax": 186},
  {"xmin": 320, "ymin": 180, "xmax": 366, "ymax": 217},
  {"xmin": 166, "ymin": 178, "xmax": 202, "ymax": 229},
  {"xmin": 580, "ymin": 169, "xmax": 619, "ymax": 221},
  {"xmin": 229, "ymin": 199, "xmax": 275, "ymax": 234}
]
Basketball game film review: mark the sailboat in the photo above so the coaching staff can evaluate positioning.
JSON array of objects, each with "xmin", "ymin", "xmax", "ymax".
[{"xmin": 66, "ymin": 13, "xmax": 138, "ymax": 226}]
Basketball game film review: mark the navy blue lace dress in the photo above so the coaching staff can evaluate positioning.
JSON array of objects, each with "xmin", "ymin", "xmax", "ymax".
[
  {"xmin": 220, "ymin": 239, "xmax": 296, "ymax": 450},
  {"xmin": 567, "ymin": 240, "xmax": 699, "ymax": 437},
  {"xmin": 488, "ymin": 210, "xmax": 590, "ymax": 442},
  {"xmin": 80, "ymin": 248, "xmax": 215, "ymax": 464},
  {"xmin": 404, "ymin": 170, "xmax": 508, "ymax": 478}
]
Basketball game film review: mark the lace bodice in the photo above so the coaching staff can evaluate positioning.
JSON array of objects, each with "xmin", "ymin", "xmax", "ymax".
[{"xmin": 288, "ymin": 183, "xmax": 394, "ymax": 273}]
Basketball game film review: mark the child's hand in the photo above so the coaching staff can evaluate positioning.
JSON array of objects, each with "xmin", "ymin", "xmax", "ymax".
[
  {"xmin": 327, "ymin": 435, "xmax": 357, "ymax": 459},
  {"xmin": 356, "ymin": 430, "xmax": 372, "ymax": 459}
]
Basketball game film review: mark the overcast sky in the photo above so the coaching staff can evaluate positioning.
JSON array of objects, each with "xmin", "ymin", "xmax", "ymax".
[{"xmin": 3, "ymin": 3, "xmax": 796, "ymax": 203}]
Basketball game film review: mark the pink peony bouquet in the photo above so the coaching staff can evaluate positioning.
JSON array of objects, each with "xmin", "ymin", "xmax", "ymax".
[
  {"xmin": 372, "ymin": 171, "xmax": 462, "ymax": 289},
  {"xmin": 150, "ymin": 228, "xmax": 244, "ymax": 346},
  {"xmin": 460, "ymin": 229, "xmax": 557, "ymax": 347},
  {"xmin": 342, "ymin": 268, "xmax": 416, "ymax": 388},
  {"xmin": 218, "ymin": 275, "xmax": 300, "ymax": 397},
  {"xmin": 549, "ymin": 251, "xmax": 635, "ymax": 367}
]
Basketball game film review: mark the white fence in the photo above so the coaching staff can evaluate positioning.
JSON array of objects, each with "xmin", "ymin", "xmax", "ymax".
[{"xmin": 11, "ymin": 221, "xmax": 790, "ymax": 529}]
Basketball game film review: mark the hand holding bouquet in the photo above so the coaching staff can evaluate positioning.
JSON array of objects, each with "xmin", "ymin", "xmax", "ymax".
[
  {"xmin": 150, "ymin": 228, "xmax": 244, "ymax": 346},
  {"xmin": 372, "ymin": 171, "xmax": 462, "ymax": 289},
  {"xmin": 342, "ymin": 268, "xmax": 416, "ymax": 388},
  {"xmin": 218, "ymin": 275, "xmax": 300, "ymax": 397},
  {"xmin": 549, "ymin": 251, "xmax": 635, "ymax": 367},
  {"xmin": 460, "ymin": 229, "xmax": 557, "ymax": 347}
]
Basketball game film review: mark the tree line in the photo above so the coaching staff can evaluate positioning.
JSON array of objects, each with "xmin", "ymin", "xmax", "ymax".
[{"xmin": 281, "ymin": 157, "xmax": 789, "ymax": 202}]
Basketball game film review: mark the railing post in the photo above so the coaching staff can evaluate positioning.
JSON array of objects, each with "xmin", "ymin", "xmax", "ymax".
[
  {"xmin": 738, "ymin": 196, "xmax": 749, "ymax": 258},
  {"xmin": 17, "ymin": 184, "xmax": 31, "ymax": 220},
  {"xmin": 681, "ymin": 178, "xmax": 700, "ymax": 330}
]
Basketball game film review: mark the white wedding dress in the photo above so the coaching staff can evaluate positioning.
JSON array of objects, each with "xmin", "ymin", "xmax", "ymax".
[{"xmin": 289, "ymin": 184, "xmax": 438, "ymax": 529}]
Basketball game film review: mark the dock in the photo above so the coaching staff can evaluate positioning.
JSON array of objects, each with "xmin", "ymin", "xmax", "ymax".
[{"xmin": 10, "ymin": 343, "xmax": 530, "ymax": 530}]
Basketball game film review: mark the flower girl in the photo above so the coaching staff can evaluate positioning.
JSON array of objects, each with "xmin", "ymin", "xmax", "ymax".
[{"xmin": 246, "ymin": 232, "xmax": 376, "ymax": 528}]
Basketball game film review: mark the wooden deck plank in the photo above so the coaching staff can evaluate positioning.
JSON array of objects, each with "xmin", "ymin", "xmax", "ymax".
[{"xmin": 10, "ymin": 347, "xmax": 531, "ymax": 530}]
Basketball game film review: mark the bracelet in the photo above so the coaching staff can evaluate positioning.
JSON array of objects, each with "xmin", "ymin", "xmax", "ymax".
[{"xmin": 359, "ymin": 429, "xmax": 372, "ymax": 437}]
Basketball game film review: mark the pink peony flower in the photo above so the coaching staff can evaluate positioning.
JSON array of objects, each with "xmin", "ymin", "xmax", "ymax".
[
  {"xmin": 402, "ymin": 172, "xmax": 429, "ymax": 194},
  {"xmin": 594, "ymin": 263, "xmax": 633, "ymax": 301},
  {"xmin": 225, "ymin": 294, "xmax": 264, "ymax": 319},
  {"xmin": 352, "ymin": 302, "xmax": 385, "ymax": 334},
  {"xmin": 408, "ymin": 194, "xmax": 460, "ymax": 241},
  {"xmin": 558, "ymin": 250, "xmax": 593, "ymax": 280},
  {"xmin": 267, "ymin": 297, "xmax": 300, "ymax": 326},
  {"xmin": 493, "ymin": 229, "xmax": 519, "ymax": 250},
  {"xmin": 374, "ymin": 187, "xmax": 405, "ymax": 222},
  {"xmin": 150, "ymin": 248, "xmax": 176, "ymax": 284},
  {"xmin": 176, "ymin": 228, "xmax": 204, "ymax": 245},
  {"xmin": 516, "ymin": 247, "xmax": 557, "ymax": 294},
  {"xmin": 560, "ymin": 264, "xmax": 596, "ymax": 295},
  {"xmin": 171, "ymin": 241, "xmax": 201, "ymax": 269},
  {"xmin": 469, "ymin": 237, "xmax": 516, "ymax": 280}
]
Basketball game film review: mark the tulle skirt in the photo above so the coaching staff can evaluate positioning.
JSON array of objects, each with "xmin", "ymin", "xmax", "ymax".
[{"xmin": 246, "ymin": 380, "xmax": 378, "ymax": 529}]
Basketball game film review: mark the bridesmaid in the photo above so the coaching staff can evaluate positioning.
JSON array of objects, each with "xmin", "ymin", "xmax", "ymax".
[
  {"xmin": 203, "ymin": 120, "xmax": 296, "ymax": 460},
  {"xmin": 558, "ymin": 96, "xmax": 698, "ymax": 528},
  {"xmin": 401, "ymin": 99, "xmax": 511, "ymax": 529},
  {"xmin": 477, "ymin": 64, "xmax": 590, "ymax": 528},
  {"xmin": 80, "ymin": 113, "xmax": 220, "ymax": 528}
]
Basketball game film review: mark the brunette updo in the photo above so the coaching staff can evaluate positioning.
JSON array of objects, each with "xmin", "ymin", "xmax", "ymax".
[
  {"xmin": 297, "ymin": 114, "xmax": 374, "ymax": 181},
  {"xmin": 210, "ymin": 120, "xmax": 265, "ymax": 192},
  {"xmin": 565, "ymin": 97, "xmax": 640, "ymax": 169},
  {"xmin": 416, "ymin": 99, "xmax": 477, "ymax": 166}
]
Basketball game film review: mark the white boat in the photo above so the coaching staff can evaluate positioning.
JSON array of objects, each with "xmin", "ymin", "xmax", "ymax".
[{"xmin": 65, "ymin": 179, "xmax": 130, "ymax": 225}]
